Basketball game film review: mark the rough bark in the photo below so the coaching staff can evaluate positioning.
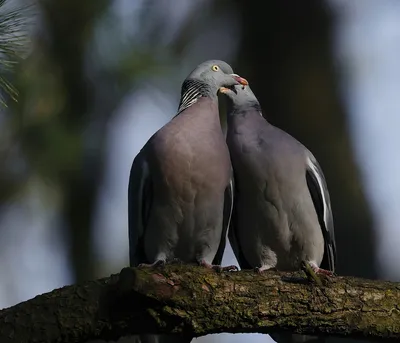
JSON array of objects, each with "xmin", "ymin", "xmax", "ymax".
[{"xmin": 0, "ymin": 265, "xmax": 399, "ymax": 343}]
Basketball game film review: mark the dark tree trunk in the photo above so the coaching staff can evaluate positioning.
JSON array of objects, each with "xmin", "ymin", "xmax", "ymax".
[{"xmin": 38, "ymin": 0, "xmax": 110, "ymax": 283}]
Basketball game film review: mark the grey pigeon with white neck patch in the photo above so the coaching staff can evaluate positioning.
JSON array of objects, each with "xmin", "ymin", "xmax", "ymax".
[
  {"xmin": 219, "ymin": 84, "xmax": 336, "ymax": 343},
  {"xmin": 128, "ymin": 61, "xmax": 248, "ymax": 343}
]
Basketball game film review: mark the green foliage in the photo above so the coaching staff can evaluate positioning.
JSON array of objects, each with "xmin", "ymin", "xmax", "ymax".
[{"xmin": 0, "ymin": 0, "xmax": 32, "ymax": 106}]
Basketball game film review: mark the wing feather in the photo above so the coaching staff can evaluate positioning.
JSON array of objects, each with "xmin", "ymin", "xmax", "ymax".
[
  {"xmin": 227, "ymin": 176, "xmax": 253, "ymax": 270},
  {"xmin": 128, "ymin": 151, "xmax": 152, "ymax": 267},
  {"xmin": 305, "ymin": 153, "xmax": 337, "ymax": 272},
  {"xmin": 212, "ymin": 178, "xmax": 234, "ymax": 265}
]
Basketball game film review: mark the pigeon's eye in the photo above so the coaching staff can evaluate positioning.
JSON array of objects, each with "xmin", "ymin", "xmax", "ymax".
[{"xmin": 211, "ymin": 65, "xmax": 220, "ymax": 72}]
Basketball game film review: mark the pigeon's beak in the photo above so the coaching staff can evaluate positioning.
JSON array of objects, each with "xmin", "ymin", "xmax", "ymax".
[
  {"xmin": 231, "ymin": 74, "xmax": 248, "ymax": 86},
  {"xmin": 218, "ymin": 87, "xmax": 230, "ymax": 94}
]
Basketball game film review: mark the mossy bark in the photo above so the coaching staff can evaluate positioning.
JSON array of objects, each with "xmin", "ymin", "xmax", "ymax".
[{"xmin": 0, "ymin": 265, "xmax": 399, "ymax": 343}]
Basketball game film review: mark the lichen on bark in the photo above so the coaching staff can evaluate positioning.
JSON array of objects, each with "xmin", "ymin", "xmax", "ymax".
[{"xmin": 0, "ymin": 265, "xmax": 399, "ymax": 343}]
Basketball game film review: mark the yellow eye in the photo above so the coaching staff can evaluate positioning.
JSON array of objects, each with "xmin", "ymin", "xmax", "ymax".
[{"xmin": 211, "ymin": 65, "xmax": 219, "ymax": 72}]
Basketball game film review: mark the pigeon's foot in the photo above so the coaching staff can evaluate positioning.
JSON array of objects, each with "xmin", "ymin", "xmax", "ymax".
[
  {"xmin": 301, "ymin": 261, "xmax": 334, "ymax": 286},
  {"xmin": 138, "ymin": 259, "xmax": 166, "ymax": 268},
  {"xmin": 221, "ymin": 264, "xmax": 239, "ymax": 272},
  {"xmin": 254, "ymin": 266, "xmax": 276, "ymax": 274},
  {"xmin": 198, "ymin": 260, "xmax": 238, "ymax": 272},
  {"xmin": 309, "ymin": 262, "xmax": 334, "ymax": 277}
]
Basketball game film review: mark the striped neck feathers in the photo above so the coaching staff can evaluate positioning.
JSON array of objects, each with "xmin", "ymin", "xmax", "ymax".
[{"xmin": 177, "ymin": 79, "xmax": 211, "ymax": 114}]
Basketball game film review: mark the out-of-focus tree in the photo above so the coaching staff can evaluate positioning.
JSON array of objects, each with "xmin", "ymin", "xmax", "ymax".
[
  {"xmin": 11, "ymin": 0, "xmax": 113, "ymax": 283},
  {"xmin": 4, "ymin": 0, "xmax": 206, "ymax": 286}
]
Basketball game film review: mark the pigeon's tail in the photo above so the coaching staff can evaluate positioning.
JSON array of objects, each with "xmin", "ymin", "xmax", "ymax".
[
  {"xmin": 129, "ymin": 335, "xmax": 192, "ymax": 343},
  {"xmin": 270, "ymin": 333, "xmax": 326, "ymax": 343}
]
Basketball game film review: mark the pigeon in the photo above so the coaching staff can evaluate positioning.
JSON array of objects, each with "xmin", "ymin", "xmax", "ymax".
[
  {"xmin": 128, "ymin": 61, "xmax": 248, "ymax": 343},
  {"xmin": 218, "ymin": 84, "xmax": 336, "ymax": 342},
  {"xmin": 218, "ymin": 84, "xmax": 336, "ymax": 274}
]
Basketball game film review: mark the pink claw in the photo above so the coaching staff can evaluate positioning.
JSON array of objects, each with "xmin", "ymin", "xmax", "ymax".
[
  {"xmin": 310, "ymin": 263, "xmax": 334, "ymax": 277},
  {"xmin": 199, "ymin": 260, "xmax": 238, "ymax": 272}
]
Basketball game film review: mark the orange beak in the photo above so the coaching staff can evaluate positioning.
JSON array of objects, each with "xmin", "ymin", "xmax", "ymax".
[{"xmin": 231, "ymin": 74, "xmax": 249, "ymax": 86}]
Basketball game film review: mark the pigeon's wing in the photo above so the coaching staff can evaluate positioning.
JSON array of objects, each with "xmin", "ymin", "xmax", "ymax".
[
  {"xmin": 128, "ymin": 150, "xmax": 152, "ymax": 267},
  {"xmin": 227, "ymin": 176, "xmax": 253, "ymax": 270},
  {"xmin": 212, "ymin": 178, "xmax": 234, "ymax": 265},
  {"xmin": 305, "ymin": 153, "xmax": 337, "ymax": 273}
]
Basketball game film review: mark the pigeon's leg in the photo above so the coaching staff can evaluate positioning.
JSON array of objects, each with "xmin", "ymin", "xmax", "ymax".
[
  {"xmin": 198, "ymin": 260, "xmax": 238, "ymax": 272},
  {"xmin": 138, "ymin": 253, "xmax": 167, "ymax": 268},
  {"xmin": 138, "ymin": 259, "xmax": 166, "ymax": 268},
  {"xmin": 308, "ymin": 261, "xmax": 334, "ymax": 277},
  {"xmin": 254, "ymin": 265, "xmax": 276, "ymax": 274}
]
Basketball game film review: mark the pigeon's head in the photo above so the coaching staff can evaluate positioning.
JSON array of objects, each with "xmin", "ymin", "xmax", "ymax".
[
  {"xmin": 218, "ymin": 83, "xmax": 261, "ymax": 115},
  {"xmin": 177, "ymin": 60, "xmax": 248, "ymax": 114},
  {"xmin": 183, "ymin": 60, "xmax": 248, "ymax": 97}
]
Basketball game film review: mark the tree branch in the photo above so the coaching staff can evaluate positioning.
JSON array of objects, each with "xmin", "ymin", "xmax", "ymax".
[{"xmin": 0, "ymin": 265, "xmax": 399, "ymax": 343}]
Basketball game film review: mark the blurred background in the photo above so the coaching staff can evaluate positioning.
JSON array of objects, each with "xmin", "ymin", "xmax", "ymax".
[{"xmin": 0, "ymin": 0, "xmax": 399, "ymax": 342}]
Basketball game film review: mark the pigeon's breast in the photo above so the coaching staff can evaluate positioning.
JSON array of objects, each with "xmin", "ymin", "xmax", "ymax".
[
  {"xmin": 143, "ymin": 108, "xmax": 231, "ymax": 262},
  {"xmin": 152, "ymin": 119, "xmax": 231, "ymax": 198}
]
